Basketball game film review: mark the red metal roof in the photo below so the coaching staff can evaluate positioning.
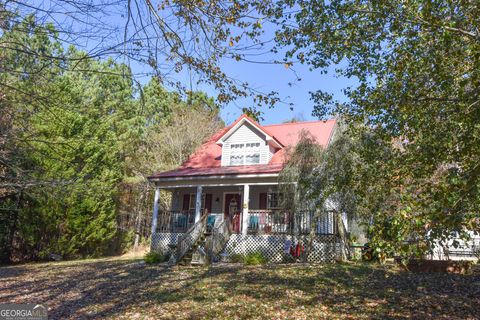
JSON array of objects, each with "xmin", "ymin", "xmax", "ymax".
[{"xmin": 148, "ymin": 115, "xmax": 336, "ymax": 180}]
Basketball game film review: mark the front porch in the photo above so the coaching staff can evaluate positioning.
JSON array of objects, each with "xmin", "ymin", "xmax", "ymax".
[
  {"xmin": 152, "ymin": 185, "xmax": 338, "ymax": 236},
  {"xmin": 150, "ymin": 184, "xmax": 347, "ymax": 264}
]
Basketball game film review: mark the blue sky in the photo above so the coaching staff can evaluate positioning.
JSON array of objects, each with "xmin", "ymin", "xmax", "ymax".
[
  {"xmin": 170, "ymin": 42, "xmax": 356, "ymax": 125},
  {"xmin": 213, "ymin": 59, "xmax": 354, "ymax": 125},
  {"xmin": 162, "ymin": 23, "xmax": 357, "ymax": 126},
  {"xmin": 92, "ymin": 2, "xmax": 357, "ymax": 126},
  {"xmin": 17, "ymin": 1, "xmax": 356, "ymax": 126}
]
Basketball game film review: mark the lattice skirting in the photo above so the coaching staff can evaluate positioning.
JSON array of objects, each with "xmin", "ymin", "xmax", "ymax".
[
  {"xmin": 151, "ymin": 232, "xmax": 181, "ymax": 255},
  {"xmin": 223, "ymin": 234, "xmax": 343, "ymax": 263},
  {"xmin": 152, "ymin": 232, "xmax": 345, "ymax": 263}
]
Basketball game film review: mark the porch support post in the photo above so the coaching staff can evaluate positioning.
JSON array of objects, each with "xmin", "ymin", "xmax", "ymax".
[
  {"xmin": 151, "ymin": 187, "xmax": 160, "ymax": 235},
  {"xmin": 242, "ymin": 184, "xmax": 250, "ymax": 235},
  {"xmin": 194, "ymin": 185, "xmax": 203, "ymax": 223}
]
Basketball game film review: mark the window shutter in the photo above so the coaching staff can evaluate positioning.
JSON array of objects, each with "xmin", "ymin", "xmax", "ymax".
[
  {"xmin": 205, "ymin": 194, "xmax": 213, "ymax": 214},
  {"xmin": 182, "ymin": 194, "xmax": 190, "ymax": 211},
  {"xmin": 259, "ymin": 193, "xmax": 267, "ymax": 210}
]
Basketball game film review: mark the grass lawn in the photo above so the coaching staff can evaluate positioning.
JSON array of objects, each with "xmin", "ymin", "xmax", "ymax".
[{"xmin": 0, "ymin": 258, "xmax": 479, "ymax": 319}]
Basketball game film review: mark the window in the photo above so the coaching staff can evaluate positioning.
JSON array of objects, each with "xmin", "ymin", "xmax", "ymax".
[
  {"xmin": 229, "ymin": 142, "xmax": 261, "ymax": 165},
  {"xmin": 229, "ymin": 143, "xmax": 244, "ymax": 165},
  {"xmin": 267, "ymin": 192, "xmax": 283, "ymax": 209},
  {"xmin": 189, "ymin": 194, "xmax": 205, "ymax": 210},
  {"xmin": 245, "ymin": 143, "xmax": 261, "ymax": 164}
]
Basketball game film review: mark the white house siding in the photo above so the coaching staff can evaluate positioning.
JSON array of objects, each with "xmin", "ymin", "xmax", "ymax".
[{"xmin": 221, "ymin": 122, "xmax": 270, "ymax": 166}]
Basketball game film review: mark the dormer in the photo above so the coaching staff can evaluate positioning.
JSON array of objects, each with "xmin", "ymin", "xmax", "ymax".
[{"xmin": 216, "ymin": 115, "xmax": 283, "ymax": 166}]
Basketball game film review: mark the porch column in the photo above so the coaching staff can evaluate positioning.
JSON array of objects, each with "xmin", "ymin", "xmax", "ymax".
[
  {"xmin": 150, "ymin": 187, "xmax": 160, "ymax": 235},
  {"xmin": 194, "ymin": 185, "xmax": 203, "ymax": 223},
  {"xmin": 241, "ymin": 184, "xmax": 250, "ymax": 235}
]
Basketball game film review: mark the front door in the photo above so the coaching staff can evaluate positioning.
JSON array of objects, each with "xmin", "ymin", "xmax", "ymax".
[{"xmin": 224, "ymin": 193, "xmax": 242, "ymax": 233}]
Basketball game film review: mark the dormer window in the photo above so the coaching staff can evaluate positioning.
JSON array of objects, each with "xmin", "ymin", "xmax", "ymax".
[
  {"xmin": 229, "ymin": 142, "xmax": 261, "ymax": 165},
  {"xmin": 217, "ymin": 115, "xmax": 284, "ymax": 167}
]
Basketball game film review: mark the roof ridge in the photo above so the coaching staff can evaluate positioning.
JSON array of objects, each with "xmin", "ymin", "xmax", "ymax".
[{"xmin": 262, "ymin": 118, "xmax": 336, "ymax": 127}]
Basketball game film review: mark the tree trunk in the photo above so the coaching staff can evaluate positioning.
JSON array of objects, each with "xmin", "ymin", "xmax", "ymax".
[
  {"xmin": 335, "ymin": 211, "xmax": 349, "ymax": 261},
  {"xmin": 133, "ymin": 191, "xmax": 145, "ymax": 250},
  {"xmin": 0, "ymin": 192, "xmax": 21, "ymax": 263}
]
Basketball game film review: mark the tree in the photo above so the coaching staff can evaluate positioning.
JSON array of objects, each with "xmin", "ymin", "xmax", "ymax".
[
  {"xmin": 268, "ymin": 0, "xmax": 480, "ymax": 257},
  {"xmin": 0, "ymin": 15, "xmax": 223, "ymax": 261},
  {"xmin": 120, "ymin": 79, "xmax": 223, "ymax": 249},
  {"xmin": 279, "ymin": 125, "xmax": 361, "ymax": 260},
  {"xmin": 1, "ymin": 1, "xmax": 286, "ymax": 112}
]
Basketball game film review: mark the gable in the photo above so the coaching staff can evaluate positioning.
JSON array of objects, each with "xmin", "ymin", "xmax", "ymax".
[
  {"xmin": 223, "ymin": 122, "xmax": 266, "ymax": 145},
  {"xmin": 216, "ymin": 115, "xmax": 283, "ymax": 148},
  {"xmin": 221, "ymin": 122, "xmax": 270, "ymax": 166}
]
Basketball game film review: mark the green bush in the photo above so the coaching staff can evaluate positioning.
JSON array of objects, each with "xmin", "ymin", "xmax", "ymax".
[
  {"xmin": 243, "ymin": 252, "xmax": 268, "ymax": 265},
  {"xmin": 144, "ymin": 251, "xmax": 169, "ymax": 264}
]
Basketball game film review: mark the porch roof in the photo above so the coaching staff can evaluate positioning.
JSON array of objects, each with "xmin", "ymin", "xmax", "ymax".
[{"xmin": 149, "ymin": 163, "xmax": 284, "ymax": 179}]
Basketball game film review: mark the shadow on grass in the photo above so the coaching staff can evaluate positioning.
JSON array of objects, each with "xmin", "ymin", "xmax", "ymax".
[
  {"xmin": 0, "ymin": 259, "xmax": 237, "ymax": 319},
  {"xmin": 0, "ymin": 260, "xmax": 479, "ymax": 319}
]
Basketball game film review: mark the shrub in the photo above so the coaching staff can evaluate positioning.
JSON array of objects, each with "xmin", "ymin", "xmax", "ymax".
[
  {"xmin": 243, "ymin": 252, "xmax": 268, "ymax": 265},
  {"xmin": 144, "ymin": 251, "xmax": 169, "ymax": 264}
]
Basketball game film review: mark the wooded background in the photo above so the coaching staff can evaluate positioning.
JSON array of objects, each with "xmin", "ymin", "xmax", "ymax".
[{"xmin": 0, "ymin": 14, "xmax": 223, "ymax": 262}]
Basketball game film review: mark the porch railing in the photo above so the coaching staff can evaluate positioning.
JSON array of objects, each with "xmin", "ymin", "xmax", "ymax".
[
  {"xmin": 247, "ymin": 210, "xmax": 293, "ymax": 234},
  {"xmin": 246, "ymin": 210, "xmax": 338, "ymax": 235},
  {"xmin": 156, "ymin": 210, "xmax": 196, "ymax": 233},
  {"xmin": 156, "ymin": 209, "xmax": 339, "ymax": 236}
]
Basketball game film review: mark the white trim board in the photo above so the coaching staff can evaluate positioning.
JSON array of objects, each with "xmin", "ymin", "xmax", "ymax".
[
  {"xmin": 149, "ymin": 173, "xmax": 280, "ymax": 183},
  {"xmin": 156, "ymin": 182, "xmax": 282, "ymax": 189}
]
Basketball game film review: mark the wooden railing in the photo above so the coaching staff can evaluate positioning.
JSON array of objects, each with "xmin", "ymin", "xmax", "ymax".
[
  {"xmin": 247, "ymin": 210, "xmax": 338, "ymax": 235},
  {"xmin": 156, "ymin": 210, "xmax": 340, "ymax": 236},
  {"xmin": 247, "ymin": 210, "xmax": 293, "ymax": 234},
  {"xmin": 295, "ymin": 210, "xmax": 338, "ymax": 235},
  {"xmin": 168, "ymin": 213, "xmax": 208, "ymax": 265},
  {"xmin": 206, "ymin": 216, "xmax": 232, "ymax": 263},
  {"xmin": 156, "ymin": 210, "xmax": 196, "ymax": 233}
]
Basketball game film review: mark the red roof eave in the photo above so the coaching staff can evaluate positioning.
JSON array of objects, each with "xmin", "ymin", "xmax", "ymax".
[{"xmin": 148, "ymin": 164, "xmax": 284, "ymax": 180}]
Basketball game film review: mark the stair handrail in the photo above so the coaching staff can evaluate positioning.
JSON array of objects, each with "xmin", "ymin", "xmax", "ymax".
[
  {"xmin": 207, "ymin": 215, "xmax": 232, "ymax": 263},
  {"xmin": 169, "ymin": 212, "xmax": 208, "ymax": 265}
]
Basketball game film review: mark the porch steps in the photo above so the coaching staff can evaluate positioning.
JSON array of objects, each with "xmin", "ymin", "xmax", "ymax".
[
  {"xmin": 170, "ymin": 216, "xmax": 231, "ymax": 266},
  {"xmin": 177, "ymin": 233, "xmax": 208, "ymax": 266}
]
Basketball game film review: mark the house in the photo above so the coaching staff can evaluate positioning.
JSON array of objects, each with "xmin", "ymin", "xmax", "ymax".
[{"xmin": 147, "ymin": 114, "xmax": 348, "ymax": 265}]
